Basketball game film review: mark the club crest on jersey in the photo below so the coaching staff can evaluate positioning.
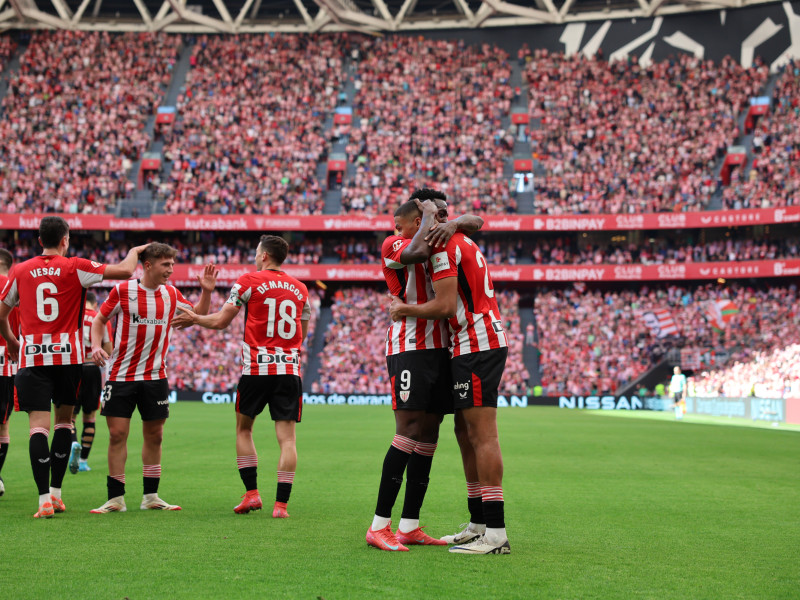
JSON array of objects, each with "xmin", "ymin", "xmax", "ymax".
[
  {"xmin": 399, "ymin": 390, "xmax": 410, "ymax": 402},
  {"xmin": 25, "ymin": 343, "xmax": 72, "ymax": 356},
  {"xmin": 432, "ymin": 251, "xmax": 450, "ymax": 273}
]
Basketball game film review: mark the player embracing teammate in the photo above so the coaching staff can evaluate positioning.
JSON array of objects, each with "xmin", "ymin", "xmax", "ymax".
[
  {"xmin": 366, "ymin": 189, "xmax": 484, "ymax": 551},
  {"xmin": 390, "ymin": 193, "xmax": 511, "ymax": 555}
]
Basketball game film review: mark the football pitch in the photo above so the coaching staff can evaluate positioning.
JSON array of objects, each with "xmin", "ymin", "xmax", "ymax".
[{"xmin": 1, "ymin": 404, "xmax": 798, "ymax": 599}]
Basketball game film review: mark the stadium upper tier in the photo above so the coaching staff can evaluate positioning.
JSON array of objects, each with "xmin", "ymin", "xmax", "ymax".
[
  {"xmin": 526, "ymin": 50, "xmax": 770, "ymax": 214},
  {"xmin": 342, "ymin": 36, "xmax": 515, "ymax": 215},
  {"xmin": 0, "ymin": 31, "xmax": 795, "ymax": 218},
  {"xmin": 0, "ymin": 31, "xmax": 180, "ymax": 214},
  {"xmin": 158, "ymin": 34, "xmax": 345, "ymax": 215},
  {"xmin": 727, "ymin": 64, "xmax": 800, "ymax": 210}
]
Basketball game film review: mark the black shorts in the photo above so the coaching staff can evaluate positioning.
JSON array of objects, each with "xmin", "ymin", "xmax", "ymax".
[
  {"xmin": 100, "ymin": 379, "xmax": 170, "ymax": 421},
  {"xmin": 236, "ymin": 374, "xmax": 302, "ymax": 422},
  {"xmin": 74, "ymin": 364, "xmax": 102, "ymax": 416},
  {"xmin": 14, "ymin": 365, "xmax": 83, "ymax": 412},
  {"xmin": 451, "ymin": 347, "xmax": 508, "ymax": 410},
  {"xmin": 386, "ymin": 349, "xmax": 453, "ymax": 414},
  {"xmin": 0, "ymin": 375, "xmax": 14, "ymax": 425}
]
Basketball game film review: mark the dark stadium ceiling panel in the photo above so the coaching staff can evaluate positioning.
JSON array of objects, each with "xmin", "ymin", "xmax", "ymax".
[{"xmin": 0, "ymin": 0, "xmax": 785, "ymax": 32}]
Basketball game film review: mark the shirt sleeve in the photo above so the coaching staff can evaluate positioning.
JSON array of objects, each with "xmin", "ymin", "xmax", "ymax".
[
  {"xmin": 74, "ymin": 257, "xmax": 107, "ymax": 288},
  {"xmin": 0, "ymin": 270, "xmax": 18, "ymax": 308},
  {"xmin": 301, "ymin": 299, "xmax": 312, "ymax": 321},
  {"xmin": 100, "ymin": 285, "xmax": 122, "ymax": 319},
  {"xmin": 381, "ymin": 236, "xmax": 411, "ymax": 270},
  {"xmin": 429, "ymin": 238, "xmax": 458, "ymax": 282},
  {"xmin": 174, "ymin": 287, "xmax": 194, "ymax": 311},
  {"xmin": 226, "ymin": 277, "xmax": 253, "ymax": 307}
]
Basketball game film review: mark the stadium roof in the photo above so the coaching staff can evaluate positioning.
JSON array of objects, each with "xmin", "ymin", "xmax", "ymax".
[{"xmin": 0, "ymin": 0, "xmax": 784, "ymax": 33}]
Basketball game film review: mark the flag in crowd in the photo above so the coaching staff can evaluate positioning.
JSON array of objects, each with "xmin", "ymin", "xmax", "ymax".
[
  {"xmin": 639, "ymin": 308, "xmax": 679, "ymax": 338},
  {"xmin": 702, "ymin": 300, "xmax": 740, "ymax": 332}
]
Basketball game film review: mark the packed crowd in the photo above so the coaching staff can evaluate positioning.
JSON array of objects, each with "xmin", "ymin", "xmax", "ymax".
[
  {"xmin": 692, "ymin": 344, "xmax": 800, "ymax": 398},
  {"xmin": 724, "ymin": 59, "xmax": 800, "ymax": 209},
  {"xmin": 342, "ymin": 37, "xmax": 517, "ymax": 216},
  {"xmin": 9, "ymin": 230, "xmax": 798, "ymax": 268},
  {"xmin": 485, "ymin": 235, "xmax": 800, "ymax": 265},
  {"xmin": 526, "ymin": 50, "xmax": 769, "ymax": 214},
  {"xmin": 535, "ymin": 284, "xmax": 799, "ymax": 395},
  {"xmin": 169, "ymin": 289, "xmax": 321, "ymax": 392},
  {"xmin": 0, "ymin": 31, "xmax": 180, "ymax": 214},
  {"xmin": 158, "ymin": 34, "xmax": 346, "ymax": 215},
  {"xmin": 13, "ymin": 232, "xmax": 379, "ymax": 266},
  {"xmin": 314, "ymin": 287, "xmax": 528, "ymax": 395}
]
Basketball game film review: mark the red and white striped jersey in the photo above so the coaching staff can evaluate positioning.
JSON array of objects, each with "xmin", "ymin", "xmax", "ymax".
[
  {"xmin": 102, "ymin": 280, "xmax": 193, "ymax": 382},
  {"xmin": 429, "ymin": 233, "xmax": 508, "ymax": 357},
  {"xmin": 82, "ymin": 308, "xmax": 111, "ymax": 363},
  {"xmin": 0, "ymin": 255, "xmax": 106, "ymax": 368},
  {"xmin": 381, "ymin": 234, "xmax": 448, "ymax": 356},
  {"xmin": 0, "ymin": 274, "xmax": 20, "ymax": 377},
  {"xmin": 226, "ymin": 269, "xmax": 310, "ymax": 376}
]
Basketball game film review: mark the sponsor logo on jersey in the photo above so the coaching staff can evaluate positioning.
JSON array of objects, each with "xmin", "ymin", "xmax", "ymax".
[
  {"xmin": 256, "ymin": 353, "xmax": 299, "ymax": 365},
  {"xmin": 432, "ymin": 252, "xmax": 450, "ymax": 273},
  {"xmin": 131, "ymin": 314, "xmax": 168, "ymax": 326},
  {"xmin": 25, "ymin": 343, "xmax": 73, "ymax": 356},
  {"xmin": 392, "ymin": 240, "xmax": 404, "ymax": 252}
]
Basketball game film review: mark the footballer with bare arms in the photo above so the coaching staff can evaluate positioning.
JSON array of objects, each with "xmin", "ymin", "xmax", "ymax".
[
  {"xmin": 0, "ymin": 216, "xmax": 147, "ymax": 518},
  {"xmin": 390, "ymin": 199, "xmax": 511, "ymax": 555},
  {"xmin": 172, "ymin": 235, "xmax": 310, "ymax": 518},
  {"xmin": 88, "ymin": 243, "xmax": 217, "ymax": 514},
  {"xmin": 366, "ymin": 189, "xmax": 484, "ymax": 551}
]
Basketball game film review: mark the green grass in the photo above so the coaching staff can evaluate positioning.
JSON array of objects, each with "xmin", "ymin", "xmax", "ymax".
[{"xmin": 1, "ymin": 405, "xmax": 799, "ymax": 599}]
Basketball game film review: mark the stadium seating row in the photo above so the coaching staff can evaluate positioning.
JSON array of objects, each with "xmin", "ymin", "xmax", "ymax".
[{"xmin": 23, "ymin": 232, "xmax": 796, "ymax": 267}]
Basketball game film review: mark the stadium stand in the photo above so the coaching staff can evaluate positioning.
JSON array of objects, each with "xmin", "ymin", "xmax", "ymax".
[
  {"xmin": 159, "ymin": 34, "xmax": 346, "ymax": 215},
  {"xmin": 0, "ymin": 31, "xmax": 180, "ymax": 214},
  {"xmin": 343, "ymin": 37, "xmax": 516, "ymax": 216},
  {"xmin": 693, "ymin": 343, "xmax": 800, "ymax": 398},
  {"xmin": 725, "ymin": 59, "xmax": 800, "ymax": 209},
  {"xmin": 169, "ymin": 289, "xmax": 321, "ymax": 392},
  {"xmin": 535, "ymin": 284, "xmax": 798, "ymax": 395},
  {"xmin": 526, "ymin": 51, "xmax": 769, "ymax": 214},
  {"xmin": 315, "ymin": 287, "xmax": 527, "ymax": 395},
  {"xmin": 41, "ymin": 232, "xmax": 800, "ymax": 267}
]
